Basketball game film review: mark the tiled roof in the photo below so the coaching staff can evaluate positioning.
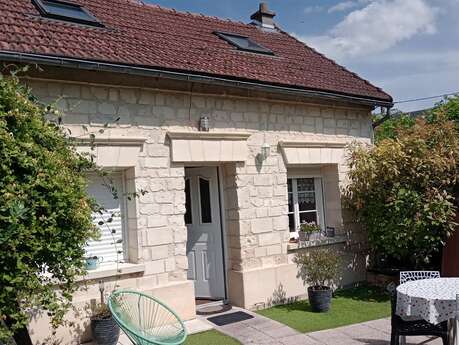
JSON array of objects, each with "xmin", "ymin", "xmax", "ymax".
[{"xmin": 0, "ymin": 0, "xmax": 392, "ymax": 102}]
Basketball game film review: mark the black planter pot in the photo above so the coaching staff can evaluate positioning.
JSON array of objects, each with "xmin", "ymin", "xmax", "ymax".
[
  {"xmin": 91, "ymin": 315, "xmax": 120, "ymax": 345},
  {"xmin": 308, "ymin": 286, "xmax": 332, "ymax": 312}
]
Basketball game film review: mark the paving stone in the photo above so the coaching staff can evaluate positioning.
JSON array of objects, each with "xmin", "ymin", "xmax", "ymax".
[
  {"xmin": 262, "ymin": 326, "xmax": 299, "ymax": 339},
  {"xmin": 280, "ymin": 334, "xmax": 322, "ymax": 345}
]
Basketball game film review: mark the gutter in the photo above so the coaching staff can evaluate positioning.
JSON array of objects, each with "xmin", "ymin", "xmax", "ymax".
[{"xmin": 0, "ymin": 50, "xmax": 394, "ymax": 108}]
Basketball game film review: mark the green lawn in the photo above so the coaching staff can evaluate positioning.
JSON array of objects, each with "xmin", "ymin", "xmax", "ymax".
[
  {"xmin": 257, "ymin": 285, "xmax": 390, "ymax": 333},
  {"xmin": 185, "ymin": 330, "xmax": 241, "ymax": 345}
]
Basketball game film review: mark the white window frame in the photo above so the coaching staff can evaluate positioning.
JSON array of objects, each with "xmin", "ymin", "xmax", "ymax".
[
  {"xmin": 287, "ymin": 175, "xmax": 326, "ymax": 237},
  {"xmin": 85, "ymin": 171, "xmax": 129, "ymax": 264}
]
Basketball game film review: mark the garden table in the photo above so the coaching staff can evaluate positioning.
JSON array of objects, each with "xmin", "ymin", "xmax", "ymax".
[{"xmin": 396, "ymin": 277, "xmax": 459, "ymax": 345}]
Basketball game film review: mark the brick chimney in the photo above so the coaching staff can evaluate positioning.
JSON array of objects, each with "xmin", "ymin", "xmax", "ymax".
[{"xmin": 250, "ymin": 2, "xmax": 276, "ymax": 29}]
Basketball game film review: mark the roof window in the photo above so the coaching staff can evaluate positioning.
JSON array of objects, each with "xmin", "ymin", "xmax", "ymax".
[
  {"xmin": 215, "ymin": 32, "xmax": 273, "ymax": 55},
  {"xmin": 32, "ymin": 0, "xmax": 103, "ymax": 27}
]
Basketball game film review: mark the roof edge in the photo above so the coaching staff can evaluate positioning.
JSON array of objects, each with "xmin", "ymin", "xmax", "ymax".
[{"xmin": 0, "ymin": 50, "xmax": 393, "ymax": 107}]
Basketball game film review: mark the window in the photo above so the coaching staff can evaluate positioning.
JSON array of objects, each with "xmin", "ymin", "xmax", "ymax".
[
  {"xmin": 32, "ymin": 0, "xmax": 103, "ymax": 27},
  {"xmin": 184, "ymin": 178, "xmax": 192, "ymax": 225},
  {"xmin": 214, "ymin": 32, "xmax": 273, "ymax": 55},
  {"xmin": 288, "ymin": 177, "xmax": 325, "ymax": 235},
  {"xmin": 199, "ymin": 177, "xmax": 212, "ymax": 223},
  {"xmin": 85, "ymin": 173, "xmax": 127, "ymax": 264}
]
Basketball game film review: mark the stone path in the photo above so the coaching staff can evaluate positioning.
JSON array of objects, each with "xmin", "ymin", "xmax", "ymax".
[
  {"xmin": 200, "ymin": 308, "xmax": 443, "ymax": 345},
  {"xmin": 86, "ymin": 309, "xmax": 443, "ymax": 345}
]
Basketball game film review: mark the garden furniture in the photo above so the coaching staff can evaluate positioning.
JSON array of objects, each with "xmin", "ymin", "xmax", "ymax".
[
  {"xmin": 396, "ymin": 277, "xmax": 459, "ymax": 345},
  {"xmin": 455, "ymin": 294, "xmax": 459, "ymax": 345},
  {"xmin": 399, "ymin": 270, "xmax": 440, "ymax": 285},
  {"xmin": 108, "ymin": 290, "xmax": 187, "ymax": 345}
]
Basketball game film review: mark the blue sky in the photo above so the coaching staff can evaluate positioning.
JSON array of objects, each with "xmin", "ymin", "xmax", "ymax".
[{"xmin": 148, "ymin": 0, "xmax": 459, "ymax": 111}]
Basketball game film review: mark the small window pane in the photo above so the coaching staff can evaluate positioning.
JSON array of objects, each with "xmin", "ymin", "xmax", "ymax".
[
  {"xmin": 288, "ymin": 214, "xmax": 296, "ymax": 232},
  {"xmin": 199, "ymin": 178, "xmax": 212, "ymax": 223},
  {"xmin": 297, "ymin": 178, "xmax": 315, "ymax": 192},
  {"xmin": 43, "ymin": 0, "xmax": 93, "ymax": 20},
  {"xmin": 287, "ymin": 179, "xmax": 292, "ymax": 193},
  {"xmin": 298, "ymin": 192, "xmax": 316, "ymax": 211},
  {"xmin": 299, "ymin": 212, "xmax": 317, "ymax": 225},
  {"xmin": 288, "ymin": 193, "xmax": 294, "ymax": 213},
  {"xmin": 33, "ymin": 0, "xmax": 102, "ymax": 26},
  {"xmin": 215, "ymin": 32, "xmax": 273, "ymax": 55},
  {"xmin": 184, "ymin": 179, "xmax": 192, "ymax": 225}
]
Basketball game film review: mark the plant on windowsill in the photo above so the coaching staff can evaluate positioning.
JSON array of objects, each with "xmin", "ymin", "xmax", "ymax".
[
  {"xmin": 294, "ymin": 249, "xmax": 340, "ymax": 312},
  {"xmin": 298, "ymin": 222, "xmax": 321, "ymax": 242}
]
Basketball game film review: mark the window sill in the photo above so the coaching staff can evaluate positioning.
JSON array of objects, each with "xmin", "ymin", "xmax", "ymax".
[
  {"xmin": 77, "ymin": 263, "xmax": 145, "ymax": 282},
  {"xmin": 287, "ymin": 234, "xmax": 348, "ymax": 251}
]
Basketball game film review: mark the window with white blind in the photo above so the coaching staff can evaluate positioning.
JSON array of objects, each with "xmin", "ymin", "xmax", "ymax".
[
  {"xmin": 287, "ymin": 177, "xmax": 325, "ymax": 236},
  {"xmin": 85, "ymin": 173, "xmax": 127, "ymax": 264}
]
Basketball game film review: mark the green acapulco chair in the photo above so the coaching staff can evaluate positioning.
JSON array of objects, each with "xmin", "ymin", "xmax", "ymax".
[{"xmin": 108, "ymin": 290, "xmax": 187, "ymax": 345}]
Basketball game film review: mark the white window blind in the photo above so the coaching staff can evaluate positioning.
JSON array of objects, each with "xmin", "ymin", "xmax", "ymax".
[
  {"xmin": 287, "ymin": 177, "xmax": 325, "ymax": 235},
  {"xmin": 85, "ymin": 173, "xmax": 127, "ymax": 263}
]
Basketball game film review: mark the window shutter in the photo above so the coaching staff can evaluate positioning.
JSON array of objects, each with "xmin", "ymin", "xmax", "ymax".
[{"xmin": 85, "ymin": 173, "xmax": 125, "ymax": 263}]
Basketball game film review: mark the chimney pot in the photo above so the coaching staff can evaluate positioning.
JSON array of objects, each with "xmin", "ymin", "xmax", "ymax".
[{"xmin": 251, "ymin": 2, "xmax": 276, "ymax": 29}]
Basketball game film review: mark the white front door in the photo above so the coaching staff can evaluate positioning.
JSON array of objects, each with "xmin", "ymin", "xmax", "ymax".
[{"xmin": 185, "ymin": 167, "xmax": 225, "ymax": 300}]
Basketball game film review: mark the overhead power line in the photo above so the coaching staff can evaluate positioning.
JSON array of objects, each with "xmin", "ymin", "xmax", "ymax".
[{"xmin": 394, "ymin": 91, "xmax": 459, "ymax": 104}]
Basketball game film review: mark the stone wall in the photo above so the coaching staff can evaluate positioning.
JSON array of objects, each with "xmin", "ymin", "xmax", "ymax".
[{"xmin": 24, "ymin": 76, "xmax": 373, "ymax": 343}]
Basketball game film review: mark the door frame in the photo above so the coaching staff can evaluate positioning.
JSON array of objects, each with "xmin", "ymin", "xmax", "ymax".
[{"xmin": 184, "ymin": 165, "xmax": 229, "ymax": 303}]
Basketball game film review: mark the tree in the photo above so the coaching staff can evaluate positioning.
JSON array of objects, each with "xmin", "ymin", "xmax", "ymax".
[
  {"xmin": 374, "ymin": 94, "xmax": 459, "ymax": 142},
  {"xmin": 0, "ymin": 69, "xmax": 97, "ymax": 343},
  {"xmin": 345, "ymin": 113, "xmax": 458, "ymax": 268}
]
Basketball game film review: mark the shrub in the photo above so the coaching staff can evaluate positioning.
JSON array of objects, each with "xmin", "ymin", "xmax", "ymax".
[
  {"xmin": 0, "ymin": 69, "xmax": 97, "ymax": 342},
  {"xmin": 345, "ymin": 114, "xmax": 458, "ymax": 268},
  {"xmin": 294, "ymin": 249, "xmax": 340, "ymax": 289}
]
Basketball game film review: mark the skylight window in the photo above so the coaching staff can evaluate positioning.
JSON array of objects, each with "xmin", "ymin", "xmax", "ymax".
[
  {"xmin": 32, "ymin": 0, "xmax": 103, "ymax": 27},
  {"xmin": 215, "ymin": 32, "xmax": 273, "ymax": 55}
]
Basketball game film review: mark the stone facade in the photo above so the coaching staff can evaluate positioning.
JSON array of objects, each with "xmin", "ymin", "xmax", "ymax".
[{"xmin": 24, "ymin": 74, "xmax": 372, "ymax": 344}]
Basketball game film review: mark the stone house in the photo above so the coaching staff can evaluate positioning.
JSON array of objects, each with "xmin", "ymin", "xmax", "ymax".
[{"xmin": 0, "ymin": 0, "xmax": 393, "ymax": 343}]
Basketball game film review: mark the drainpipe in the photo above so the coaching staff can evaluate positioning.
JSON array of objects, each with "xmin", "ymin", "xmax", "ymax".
[{"xmin": 372, "ymin": 106, "xmax": 393, "ymax": 129}]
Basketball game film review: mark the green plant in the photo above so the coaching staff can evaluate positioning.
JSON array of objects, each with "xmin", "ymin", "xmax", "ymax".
[
  {"xmin": 0, "ymin": 67, "xmax": 98, "ymax": 343},
  {"xmin": 346, "ymin": 114, "xmax": 458, "ymax": 268},
  {"xmin": 294, "ymin": 249, "xmax": 340, "ymax": 289},
  {"xmin": 299, "ymin": 222, "xmax": 321, "ymax": 234}
]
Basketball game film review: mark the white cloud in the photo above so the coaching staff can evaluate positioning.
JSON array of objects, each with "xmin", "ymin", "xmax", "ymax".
[
  {"xmin": 328, "ymin": 0, "xmax": 372, "ymax": 13},
  {"xmin": 328, "ymin": 1, "xmax": 359, "ymax": 13},
  {"xmin": 303, "ymin": 5, "xmax": 324, "ymax": 14},
  {"xmin": 296, "ymin": 0, "xmax": 438, "ymax": 60}
]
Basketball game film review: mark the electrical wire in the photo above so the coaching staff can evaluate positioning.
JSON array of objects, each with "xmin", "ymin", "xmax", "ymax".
[{"xmin": 394, "ymin": 91, "xmax": 459, "ymax": 104}]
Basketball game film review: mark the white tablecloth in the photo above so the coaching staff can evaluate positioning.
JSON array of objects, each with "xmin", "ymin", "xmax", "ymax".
[{"xmin": 396, "ymin": 277, "xmax": 459, "ymax": 324}]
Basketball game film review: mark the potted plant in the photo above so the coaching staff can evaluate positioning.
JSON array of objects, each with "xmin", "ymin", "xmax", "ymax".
[
  {"xmin": 294, "ymin": 249, "xmax": 340, "ymax": 312},
  {"xmin": 90, "ymin": 281, "xmax": 120, "ymax": 345},
  {"xmin": 298, "ymin": 222, "xmax": 320, "ymax": 242}
]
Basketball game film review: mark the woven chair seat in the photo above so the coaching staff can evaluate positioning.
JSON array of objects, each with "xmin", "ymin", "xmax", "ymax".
[{"xmin": 108, "ymin": 290, "xmax": 187, "ymax": 345}]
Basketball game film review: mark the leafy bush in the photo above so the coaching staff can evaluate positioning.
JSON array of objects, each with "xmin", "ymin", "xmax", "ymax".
[
  {"xmin": 346, "ymin": 114, "xmax": 458, "ymax": 268},
  {"xmin": 374, "ymin": 113, "xmax": 416, "ymax": 142},
  {"xmin": 0, "ymin": 69, "xmax": 97, "ymax": 341},
  {"xmin": 294, "ymin": 249, "xmax": 340, "ymax": 289},
  {"xmin": 374, "ymin": 94, "xmax": 459, "ymax": 143}
]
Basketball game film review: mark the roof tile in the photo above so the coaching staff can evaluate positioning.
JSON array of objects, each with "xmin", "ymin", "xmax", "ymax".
[{"xmin": 0, "ymin": 0, "xmax": 392, "ymax": 102}]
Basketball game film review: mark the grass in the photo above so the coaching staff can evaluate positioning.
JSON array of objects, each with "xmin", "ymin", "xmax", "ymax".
[
  {"xmin": 184, "ymin": 330, "xmax": 241, "ymax": 345},
  {"xmin": 257, "ymin": 285, "xmax": 390, "ymax": 333}
]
